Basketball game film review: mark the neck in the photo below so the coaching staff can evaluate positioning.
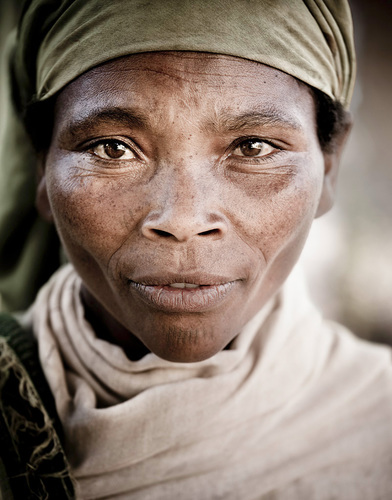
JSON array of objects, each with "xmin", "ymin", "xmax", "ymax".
[{"xmin": 80, "ymin": 285, "xmax": 151, "ymax": 361}]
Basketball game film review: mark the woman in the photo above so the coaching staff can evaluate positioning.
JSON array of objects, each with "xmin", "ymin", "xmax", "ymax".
[{"xmin": 1, "ymin": 1, "xmax": 391, "ymax": 499}]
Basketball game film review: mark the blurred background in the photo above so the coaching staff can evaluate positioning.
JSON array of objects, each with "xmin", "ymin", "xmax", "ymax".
[
  {"xmin": 1, "ymin": 0, "xmax": 391, "ymax": 344},
  {"xmin": 301, "ymin": 0, "xmax": 392, "ymax": 345}
]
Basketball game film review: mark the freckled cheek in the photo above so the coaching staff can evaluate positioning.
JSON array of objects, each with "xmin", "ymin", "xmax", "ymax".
[
  {"xmin": 47, "ymin": 167, "xmax": 144, "ymax": 261},
  {"xmin": 229, "ymin": 169, "xmax": 321, "ymax": 258}
]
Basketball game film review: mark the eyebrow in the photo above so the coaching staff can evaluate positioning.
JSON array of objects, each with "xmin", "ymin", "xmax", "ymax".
[
  {"xmin": 61, "ymin": 107, "xmax": 149, "ymax": 140},
  {"xmin": 60, "ymin": 105, "xmax": 302, "ymax": 142},
  {"xmin": 205, "ymin": 108, "xmax": 302, "ymax": 133}
]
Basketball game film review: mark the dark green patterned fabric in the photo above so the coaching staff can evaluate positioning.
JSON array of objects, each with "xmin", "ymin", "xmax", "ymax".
[{"xmin": 0, "ymin": 313, "xmax": 75, "ymax": 499}]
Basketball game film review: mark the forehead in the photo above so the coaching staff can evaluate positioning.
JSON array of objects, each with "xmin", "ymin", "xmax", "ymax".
[{"xmin": 55, "ymin": 52, "xmax": 315, "ymax": 131}]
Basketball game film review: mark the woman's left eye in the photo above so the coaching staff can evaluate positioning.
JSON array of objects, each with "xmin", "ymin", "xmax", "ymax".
[
  {"xmin": 89, "ymin": 140, "xmax": 136, "ymax": 160},
  {"xmin": 232, "ymin": 139, "xmax": 276, "ymax": 158}
]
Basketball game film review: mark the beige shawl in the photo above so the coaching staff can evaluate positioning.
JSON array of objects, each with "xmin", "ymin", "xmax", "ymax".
[{"xmin": 32, "ymin": 265, "xmax": 392, "ymax": 499}]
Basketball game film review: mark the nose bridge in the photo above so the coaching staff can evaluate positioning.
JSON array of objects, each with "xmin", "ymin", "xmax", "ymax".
[
  {"xmin": 165, "ymin": 159, "xmax": 209, "ymax": 214},
  {"xmin": 141, "ymin": 157, "xmax": 227, "ymax": 242}
]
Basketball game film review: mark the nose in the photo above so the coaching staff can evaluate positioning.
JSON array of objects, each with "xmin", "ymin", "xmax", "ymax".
[
  {"xmin": 142, "ymin": 211, "xmax": 227, "ymax": 242},
  {"xmin": 141, "ymin": 171, "xmax": 228, "ymax": 243}
]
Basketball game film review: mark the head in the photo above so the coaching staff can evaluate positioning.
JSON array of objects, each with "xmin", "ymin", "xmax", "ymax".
[{"xmin": 14, "ymin": 0, "xmax": 355, "ymax": 362}]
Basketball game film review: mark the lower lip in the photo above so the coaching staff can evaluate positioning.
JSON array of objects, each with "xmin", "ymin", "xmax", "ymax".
[{"xmin": 129, "ymin": 282, "xmax": 236, "ymax": 312}]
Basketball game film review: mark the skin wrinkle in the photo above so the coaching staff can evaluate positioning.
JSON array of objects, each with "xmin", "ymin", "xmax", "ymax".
[
  {"xmin": 95, "ymin": 52, "xmax": 274, "ymax": 84},
  {"xmin": 37, "ymin": 52, "xmax": 349, "ymax": 363},
  {"xmin": 62, "ymin": 56, "xmax": 307, "ymax": 144}
]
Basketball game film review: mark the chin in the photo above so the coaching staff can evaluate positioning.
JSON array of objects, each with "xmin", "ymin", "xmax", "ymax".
[{"xmin": 142, "ymin": 322, "xmax": 233, "ymax": 363}]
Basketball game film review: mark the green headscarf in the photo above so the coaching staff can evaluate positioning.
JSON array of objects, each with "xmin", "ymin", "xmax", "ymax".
[{"xmin": 0, "ymin": 0, "xmax": 356, "ymax": 311}]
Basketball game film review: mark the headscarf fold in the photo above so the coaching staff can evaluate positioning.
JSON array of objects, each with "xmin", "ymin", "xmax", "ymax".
[
  {"xmin": 0, "ymin": 0, "xmax": 356, "ymax": 311},
  {"xmin": 14, "ymin": 0, "xmax": 355, "ymax": 108}
]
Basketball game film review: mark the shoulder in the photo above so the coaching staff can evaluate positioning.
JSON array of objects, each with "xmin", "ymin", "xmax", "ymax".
[
  {"xmin": 307, "ymin": 322, "xmax": 392, "ymax": 467},
  {"xmin": 272, "ymin": 321, "xmax": 392, "ymax": 498},
  {"xmin": 321, "ymin": 320, "xmax": 392, "ymax": 396}
]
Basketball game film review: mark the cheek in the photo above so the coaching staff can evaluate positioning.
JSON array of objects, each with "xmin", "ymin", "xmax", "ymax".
[
  {"xmin": 46, "ymin": 158, "xmax": 144, "ymax": 263},
  {"xmin": 227, "ymin": 161, "xmax": 323, "ymax": 259}
]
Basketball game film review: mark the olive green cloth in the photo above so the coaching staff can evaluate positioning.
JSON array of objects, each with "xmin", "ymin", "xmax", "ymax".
[
  {"xmin": 0, "ymin": 32, "xmax": 60, "ymax": 313},
  {"xmin": 14, "ymin": 0, "xmax": 355, "ymax": 108},
  {"xmin": 0, "ymin": 0, "xmax": 356, "ymax": 311}
]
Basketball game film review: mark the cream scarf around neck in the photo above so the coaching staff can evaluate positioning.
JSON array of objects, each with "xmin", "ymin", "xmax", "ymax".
[{"xmin": 31, "ymin": 264, "xmax": 392, "ymax": 499}]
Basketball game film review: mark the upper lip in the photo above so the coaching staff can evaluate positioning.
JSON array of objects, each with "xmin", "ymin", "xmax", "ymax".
[{"xmin": 128, "ymin": 273, "xmax": 237, "ymax": 287}]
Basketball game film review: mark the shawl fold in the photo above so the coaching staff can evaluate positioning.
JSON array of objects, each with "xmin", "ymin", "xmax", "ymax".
[{"xmin": 31, "ymin": 265, "xmax": 392, "ymax": 499}]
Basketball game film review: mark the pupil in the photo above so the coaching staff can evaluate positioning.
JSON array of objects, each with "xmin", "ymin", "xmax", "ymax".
[
  {"xmin": 240, "ymin": 140, "xmax": 263, "ymax": 156},
  {"xmin": 104, "ymin": 142, "xmax": 125, "ymax": 159}
]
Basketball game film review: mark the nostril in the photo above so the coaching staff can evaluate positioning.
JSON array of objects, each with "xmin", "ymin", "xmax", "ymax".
[
  {"xmin": 152, "ymin": 229, "xmax": 173, "ymax": 238},
  {"xmin": 199, "ymin": 228, "xmax": 221, "ymax": 236},
  {"xmin": 142, "ymin": 216, "xmax": 227, "ymax": 242}
]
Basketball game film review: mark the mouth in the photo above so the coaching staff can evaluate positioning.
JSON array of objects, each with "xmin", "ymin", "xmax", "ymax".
[{"xmin": 128, "ymin": 274, "xmax": 238, "ymax": 312}]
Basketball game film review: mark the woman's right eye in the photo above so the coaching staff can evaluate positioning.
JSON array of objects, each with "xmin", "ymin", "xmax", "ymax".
[{"xmin": 89, "ymin": 140, "xmax": 136, "ymax": 160}]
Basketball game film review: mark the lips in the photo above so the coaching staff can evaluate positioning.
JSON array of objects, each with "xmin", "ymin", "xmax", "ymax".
[{"xmin": 128, "ymin": 274, "xmax": 238, "ymax": 312}]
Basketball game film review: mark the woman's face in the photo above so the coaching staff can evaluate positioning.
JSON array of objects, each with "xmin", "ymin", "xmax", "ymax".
[{"xmin": 39, "ymin": 52, "xmax": 333, "ymax": 362}]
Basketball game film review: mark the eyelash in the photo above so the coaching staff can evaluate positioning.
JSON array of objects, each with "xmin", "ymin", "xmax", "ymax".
[
  {"xmin": 229, "ymin": 137, "xmax": 283, "ymax": 161},
  {"xmin": 83, "ymin": 136, "xmax": 283, "ymax": 164},
  {"xmin": 85, "ymin": 138, "xmax": 140, "ymax": 162}
]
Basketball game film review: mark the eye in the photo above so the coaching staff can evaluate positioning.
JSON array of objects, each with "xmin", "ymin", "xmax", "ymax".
[
  {"xmin": 89, "ymin": 140, "xmax": 136, "ymax": 160},
  {"xmin": 232, "ymin": 139, "xmax": 276, "ymax": 158}
]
